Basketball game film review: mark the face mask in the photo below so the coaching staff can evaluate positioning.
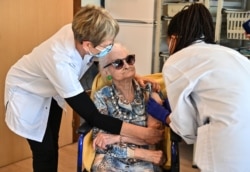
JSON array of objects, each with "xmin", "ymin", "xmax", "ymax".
[{"xmin": 89, "ymin": 44, "xmax": 113, "ymax": 58}]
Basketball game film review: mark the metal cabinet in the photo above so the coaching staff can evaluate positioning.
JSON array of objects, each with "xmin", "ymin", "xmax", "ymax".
[
  {"xmin": 213, "ymin": 0, "xmax": 248, "ymax": 43},
  {"xmin": 154, "ymin": 0, "xmax": 208, "ymax": 71}
]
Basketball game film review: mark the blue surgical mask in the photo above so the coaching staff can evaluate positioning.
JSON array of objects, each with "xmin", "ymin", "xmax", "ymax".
[{"xmin": 90, "ymin": 44, "xmax": 113, "ymax": 58}]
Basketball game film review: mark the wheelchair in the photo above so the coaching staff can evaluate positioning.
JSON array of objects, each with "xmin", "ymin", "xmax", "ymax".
[
  {"xmin": 76, "ymin": 122, "xmax": 181, "ymax": 172},
  {"xmin": 76, "ymin": 72, "xmax": 182, "ymax": 172},
  {"xmin": 77, "ymin": 122, "xmax": 92, "ymax": 172}
]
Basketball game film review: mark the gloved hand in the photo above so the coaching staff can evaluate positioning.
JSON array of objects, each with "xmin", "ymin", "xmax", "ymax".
[
  {"xmin": 163, "ymin": 98, "xmax": 172, "ymax": 113},
  {"xmin": 146, "ymin": 97, "xmax": 171, "ymax": 125}
]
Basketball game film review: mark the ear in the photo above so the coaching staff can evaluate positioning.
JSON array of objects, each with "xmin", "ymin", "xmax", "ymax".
[
  {"xmin": 81, "ymin": 41, "xmax": 92, "ymax": 49},
  {"xmin": 82, "ymin": 40, "xmax": 92, "ymax": 46},
  {"xmin": 104, "ymin": 69, "xmax": 111, "ymax": 77},
  {"xmin": 100, "ymin": 67, "xmax": 108, "ymax": 76},
  {"xmin": 168, "ymin": 35, "xmax": 178, "ymax": 55},
  {"xmin": 167, "ymin": 35, "xmax": 177, "ymax": 44},
  {"xmin": 170, "ymin": 35, "xmax": 177, "ymax": 40},
  {"xmin": 101, "ymin": 69, "xmax": 112, "ymax": 84}
]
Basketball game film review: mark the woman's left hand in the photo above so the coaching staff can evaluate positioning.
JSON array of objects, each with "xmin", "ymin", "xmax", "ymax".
[
  {"xmin": 93, "ymin": 133, "xmax": 119, "ymax": 150},
  {"xmin": 135, "ymin": 75, "xmax": 161, "ymax": 92}
]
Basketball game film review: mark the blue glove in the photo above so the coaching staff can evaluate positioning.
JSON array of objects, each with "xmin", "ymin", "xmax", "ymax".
[
  {"xmin": 146, "ymin": 97, "xmax": 171, "ymax": 125},
  {"xmin": 163, "ymin": 98, "xmax": 172, "ymax": 113}
]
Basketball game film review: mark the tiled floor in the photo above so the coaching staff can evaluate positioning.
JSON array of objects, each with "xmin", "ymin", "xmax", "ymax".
[{"xmin": 0, "ymin": 141, "xmax": 200, "ymax": 172}]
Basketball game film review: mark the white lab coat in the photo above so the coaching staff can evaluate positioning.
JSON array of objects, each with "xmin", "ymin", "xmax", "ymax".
[
  {"xmin": 4, "ymin": 24, "xmax": 93, "ymax": 142},
  {"xmin": 163, "ymin": 42, "xmax": 250, "ymax": 172}
]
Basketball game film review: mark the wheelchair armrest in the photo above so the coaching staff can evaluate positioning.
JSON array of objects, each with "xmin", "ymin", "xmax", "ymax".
[
  {"xmin": 170, "ymin": 129, "xmax": 182, "ymax": 142},
  {"xmin": 77, "ymin": 122, "xmax": 92, "ymax": 135}
]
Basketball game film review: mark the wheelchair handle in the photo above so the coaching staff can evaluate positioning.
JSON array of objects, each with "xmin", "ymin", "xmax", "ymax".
[{"xmin": 77, "ymin": 122, "xmax": 92, "ymax": 135}]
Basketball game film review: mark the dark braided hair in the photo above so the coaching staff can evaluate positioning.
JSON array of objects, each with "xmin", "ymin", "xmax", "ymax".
[{"xmin": 167, "ymin": 3, "xmax": 215, "ymax": 54}]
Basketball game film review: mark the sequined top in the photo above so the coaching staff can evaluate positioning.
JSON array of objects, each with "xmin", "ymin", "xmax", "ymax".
[{"xmin": 92, "ymin": 79, "xmax": 149, "ymax": 159}]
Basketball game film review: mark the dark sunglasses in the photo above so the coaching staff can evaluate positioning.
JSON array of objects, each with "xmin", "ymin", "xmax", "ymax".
[{"xmin": 103, "ymin": 54, "xmax": 135, "ymax": 70}]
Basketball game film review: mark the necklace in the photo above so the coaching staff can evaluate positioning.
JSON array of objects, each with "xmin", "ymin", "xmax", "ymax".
[
  {"xmin": 117, "ymin": 90, "xmax": 134, "ymax": 104},
  {"xmin": 109, "ymin": 80, "xmax": 146, "ymax": 121},
  {"xmin": 119, "ymin": 96, "xmax": 131, "ymax": 104}
]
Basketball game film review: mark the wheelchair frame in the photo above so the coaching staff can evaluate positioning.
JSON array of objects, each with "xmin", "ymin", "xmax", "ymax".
[{"xmin": 76, "ymin": 122, "xmax": 181, "ymax": 172}]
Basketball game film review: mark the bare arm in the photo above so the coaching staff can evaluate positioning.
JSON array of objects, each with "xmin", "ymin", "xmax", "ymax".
[
  {"xmin": 147, "ymin": 115, "xmax": 164, "ymax": 129},
  {"xmin": 93, "ymin": 132, "xmax": 152, "ymax": 150},
  {"xmin": 120, "ymin": 122, "xmax": 164, "ymax": 144},
  {"xmin": 133, "ymin": 148, "xmax": 165, "ymax": 165},
  {"xmin": 93, "ymin": 133, "xmax": 165, "ymax": 165},
  {"xmin": 120, "ymin": 92, "xmax": 165, "ymax": 143},
  {"xmin": 66, "ymin": 91, "xmax": 164, "ymax": 145}
]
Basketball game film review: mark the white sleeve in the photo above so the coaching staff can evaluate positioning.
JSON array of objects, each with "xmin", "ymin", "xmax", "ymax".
[
  {"xmin": 41, "ymin": 53, "xmax": 83, "ymax": 98},
  {"xmin": 163, "ymin": 65, "xmax": 198, "ymax": 144}
]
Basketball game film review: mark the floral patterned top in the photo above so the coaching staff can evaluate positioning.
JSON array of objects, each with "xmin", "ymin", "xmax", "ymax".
[
  {"xmin": 91, "ymin": 80, "xmax": 162, "ymax": 172},
  {"xmin": 93, "ymin": 79, "xmax": 147, "ymax": 153}
]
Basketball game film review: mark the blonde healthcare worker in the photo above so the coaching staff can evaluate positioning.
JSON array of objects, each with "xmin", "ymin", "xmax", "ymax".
[
  {"xmin": 146, "ymin": 3, "xmax": 250, "ymax": 172},
  {"xmin": 4, "ymin": 5, "xmax": 163, "ymax": 172}
]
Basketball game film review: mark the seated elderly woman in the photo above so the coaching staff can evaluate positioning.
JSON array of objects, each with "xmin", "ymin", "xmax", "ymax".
[{"xmin": 90, "ymin": 43, "xmax": 165, "ymax": 172}]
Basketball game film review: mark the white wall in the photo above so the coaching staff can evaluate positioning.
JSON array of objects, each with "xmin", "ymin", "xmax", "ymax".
[{"xmin": 81, "ymin": 0, "xmax": 100, "ymax": 6}]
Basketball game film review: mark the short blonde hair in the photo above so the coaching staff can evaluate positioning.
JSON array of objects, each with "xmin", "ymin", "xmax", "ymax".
[{"xmin": 72, "ymin": 5, "xmax": 119, "ymax": 47}]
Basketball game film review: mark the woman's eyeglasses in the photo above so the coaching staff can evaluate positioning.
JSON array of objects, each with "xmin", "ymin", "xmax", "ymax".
[{"xmin": 103, "ymin": 54, "xmax": 135, "ymax": 70}]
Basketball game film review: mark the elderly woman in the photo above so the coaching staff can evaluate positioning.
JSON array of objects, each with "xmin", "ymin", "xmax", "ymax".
[{"xmin": 90, "ymin": 43, "xmax": 165, "ymax": 172}]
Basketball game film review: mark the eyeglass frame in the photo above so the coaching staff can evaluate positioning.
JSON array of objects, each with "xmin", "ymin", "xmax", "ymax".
[
  {"xmin": 103, "ymin": 54, "xmax": 136, "ymax": 69},
  {"xmin": 94, "ymin": 43, "xmax": 114, "ymax": 58}
]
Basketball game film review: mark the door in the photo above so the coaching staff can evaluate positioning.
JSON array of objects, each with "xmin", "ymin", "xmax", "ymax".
[{"xmin": 0, "ymin": 0, "xmax": 73, "ymax": 167}]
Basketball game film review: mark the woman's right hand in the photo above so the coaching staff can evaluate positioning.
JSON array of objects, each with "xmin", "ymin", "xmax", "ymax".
[
  {"xmin": 93, "ymin": 132, "xmax": 119, "ymax": 150},
  {"xmin": 135, "ymin": 149, "xmax": 165, "ymax": 165}
]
